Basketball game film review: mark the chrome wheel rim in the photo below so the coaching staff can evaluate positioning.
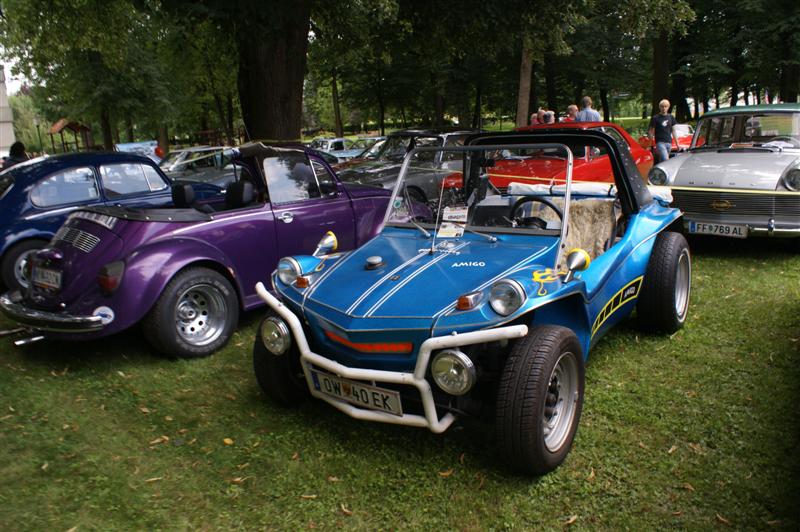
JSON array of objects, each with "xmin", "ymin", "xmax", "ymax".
[
  {"xmin": 675, "ymin": 249, "xmax": 691, "ymax": 321},
  {"xmin": 174, "ymin": 284, "xmax": 227, "ymax": 346},
  {"xmin": 14, "ymin": 249, "xmax": 39, "ymax": 289},
  {"xmin": 543, "ymin": 352, "xmax": 579, "ymax": 452}
]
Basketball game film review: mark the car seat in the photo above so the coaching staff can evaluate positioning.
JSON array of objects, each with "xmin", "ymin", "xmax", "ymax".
[
  {"xmin": 225, "ymin": 180, "xmax": 255, "ymax": 209},
  {"xmin": 171, "ymin": 183, "xmax": 214, "ymax": 213}
]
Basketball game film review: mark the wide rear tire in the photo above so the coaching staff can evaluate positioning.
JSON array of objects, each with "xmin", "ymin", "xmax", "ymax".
[
  {"xmin": 637, "ymin": 231, "xmax": 691, "ymax": 333},
  {"xmin": 1, "ymin": 239, "xmax": 48, "ymax": 292},
  {"xmin": 495, "ymin": 325, "xmax": 585, "ymax": 475},
  {"xmin": 143, "ymin": 267, "xmax": 239, "ymax": 358}
]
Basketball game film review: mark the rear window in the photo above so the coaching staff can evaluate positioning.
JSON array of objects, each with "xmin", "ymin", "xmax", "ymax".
[{"xmin": 30, "ymin": 167, "xmax": 100, "ymax": 207}]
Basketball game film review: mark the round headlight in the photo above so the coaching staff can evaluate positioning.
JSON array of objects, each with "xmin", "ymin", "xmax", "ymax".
[
  {"xmin": 260, "ymin": 316, "xmax": 291, "ymax": 355},
  {"xmin": 783, "ymin": 168, "xmax": 800, "ymax": 191},
  {"xmin": 277, "ymin": 257, "xmax": 301, "ymax": 285},
  {"xmin": 431, "ymin": 349, "xmax": 476, "ymax": 396},
  {"xmin": 648, "ymin": 166, "xmax": 668, "ymax": 186},
  {"xmin": 489, "ymin": 279, "xmax": 525, "ymax": 316}
]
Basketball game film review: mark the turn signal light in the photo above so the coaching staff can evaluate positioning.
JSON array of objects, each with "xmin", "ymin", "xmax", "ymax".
[
  {"xmin": 456, "ymin": 291, "xmax": 482, "ymax": 311},
  {"xmin": 295, "ymin": 276, "xmax": 310, "ymax": 288},
  {"xmin": 98, "ymin": 261, "xmax": 125, "ymax": 295},
  {"xmin": 325, "ymin": 330, "xmax": 412, "ymax": 354}
]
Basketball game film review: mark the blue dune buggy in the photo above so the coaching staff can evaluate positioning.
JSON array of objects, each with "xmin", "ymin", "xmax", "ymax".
[{"xmin": 253, "ymin": 130, "xmax": 691, "ymax": 475}]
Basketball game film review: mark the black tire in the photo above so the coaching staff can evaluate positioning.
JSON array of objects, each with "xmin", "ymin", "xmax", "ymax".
[
  {"xmin": 637, "ymin": 231, "xmax": 691, "ymax": 333},
  {"xmin": 252, "ymin": 313, "xmax": 308, "ymax": 405},
  {"xmin": 143, "ymin": 267, "xmax": 239, "ymax": 358},
  {"xmin": 1, "ymin": 239, "xmax": 48, "ymax": 292},
  {"xmin": 405, "ymin": 186, "xmax": 427, "ymax": 204},
  {"xmin": 495, "ymin": 325, "xmax": 585, "ymax": 475}
]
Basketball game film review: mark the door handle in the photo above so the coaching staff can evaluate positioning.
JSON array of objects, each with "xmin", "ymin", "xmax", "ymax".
[{"xmin": 279, "ymin": 212, "xmax": 294, "ymax": 223}]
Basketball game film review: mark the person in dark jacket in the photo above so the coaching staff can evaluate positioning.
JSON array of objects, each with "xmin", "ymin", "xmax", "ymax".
[{"xmin": 2, "ymin": 142, "xmax": 29, "ymax": 170}]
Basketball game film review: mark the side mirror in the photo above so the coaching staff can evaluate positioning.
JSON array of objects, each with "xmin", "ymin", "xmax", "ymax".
[
  {"xmin": 313, "ymin": 231, "xmax": 338, "ymax": 257},
  {"xmin": 562, "ymin": 248, "xmax": 591, "ymax": 283},
  {"xmin": 319, "ymin": 179, "xmax": 338, "ymax": 196}
]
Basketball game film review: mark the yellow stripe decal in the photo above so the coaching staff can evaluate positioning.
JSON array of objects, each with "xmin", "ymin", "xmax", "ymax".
[{"xmin": 591, "ymin": 276, "xmax": 644, "ymax": 338}]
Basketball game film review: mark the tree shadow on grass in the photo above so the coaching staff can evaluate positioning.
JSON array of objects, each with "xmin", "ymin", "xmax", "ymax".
[{"xmin": 686, "ymin": 234, "xmax": 797, "ymax": 259}]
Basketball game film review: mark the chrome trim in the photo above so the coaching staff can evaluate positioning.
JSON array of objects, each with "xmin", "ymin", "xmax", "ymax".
[
  {"xmin": 53, "ymin": 226, "xmax": 101, "ymax": 253},
  {"xmin": 257, "ymin": 282, "xmax": 528, "ymax": 432},
  {"xmin": 0, "ymin": 293, "xmax": 105, "ymax": 333}
]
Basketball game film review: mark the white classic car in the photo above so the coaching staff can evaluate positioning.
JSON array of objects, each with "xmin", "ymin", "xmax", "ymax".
[{"xmin": 648, "ymin": 104, "xmax": 800, "ymax": 241}]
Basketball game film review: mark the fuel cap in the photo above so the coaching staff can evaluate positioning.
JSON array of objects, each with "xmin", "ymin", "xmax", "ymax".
[{"xmin": 365, "ymin": 256, "xmax": 384, "ymax": 270}]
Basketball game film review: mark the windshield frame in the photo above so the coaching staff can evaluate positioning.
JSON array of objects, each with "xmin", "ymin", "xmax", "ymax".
[{"xmin": 382, "ymin": 142, "xmax": 574, "ymax": 270}]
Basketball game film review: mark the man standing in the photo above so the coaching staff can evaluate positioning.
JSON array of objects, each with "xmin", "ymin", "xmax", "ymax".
[
  {"xmin": 563, "ymin": 104, "xmax": 578, "ymax": 122},
  {"xmin": 648, "ymin": 99, "xmax": 680, "ymax": 163},
  {"xmin": 575, "ymin": 96, "xmax": 601, "ymax": 122}
]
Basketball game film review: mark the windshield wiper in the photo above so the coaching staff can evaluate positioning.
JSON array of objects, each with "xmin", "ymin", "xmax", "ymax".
[{"xmin": 464, "ymin": 227, "xmax": 498, "ymax": 243}]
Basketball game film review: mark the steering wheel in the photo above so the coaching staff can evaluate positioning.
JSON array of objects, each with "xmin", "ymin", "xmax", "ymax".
[
  {"xmin": 767, "ymin": 136, "xmax": 800, "ymax": 148},
  {"xmin": 509, "ymin": 196, "xmax": 564, "ymax": 229}
]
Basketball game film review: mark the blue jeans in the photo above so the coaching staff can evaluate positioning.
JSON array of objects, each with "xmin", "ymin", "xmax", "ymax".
[{"xmin": 655, "ymin": 142, "xmax": 671, "ymax": 163}]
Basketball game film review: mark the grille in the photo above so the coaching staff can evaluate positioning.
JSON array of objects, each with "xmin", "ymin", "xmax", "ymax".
[
  {"xmin": 54, "ymin": 226, "xmax": 100, "ymax": 253},
  {"xmin": 671, "ymin": 189, "xmax": 800, "ymax": 220}
]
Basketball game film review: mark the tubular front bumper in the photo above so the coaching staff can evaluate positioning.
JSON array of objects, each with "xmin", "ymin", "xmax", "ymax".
[
  {"xmin": 0, "ymin": 292, "xmax": 105, "ymax": 333},
  {"xmin": 256, "ymin": 282, "xmax": 528, "ymax": 433}
]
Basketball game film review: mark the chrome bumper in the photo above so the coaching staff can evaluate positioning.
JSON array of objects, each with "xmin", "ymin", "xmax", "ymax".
[
  {"xmin": 256, "ymin": 282, "xmax": 528, "ymax": 433},
  {"xmin": 0, "ymin": 292, "xmax": 105, "ymax": 333}
]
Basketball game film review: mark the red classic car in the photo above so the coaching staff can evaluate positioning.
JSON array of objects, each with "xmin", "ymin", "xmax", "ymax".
[{"xmin": 439, "ymin": 122, "xmax": 653, "ymax": 192}]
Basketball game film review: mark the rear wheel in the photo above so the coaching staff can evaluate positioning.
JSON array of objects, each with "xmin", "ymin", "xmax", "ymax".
[
  {"xmin": 253, "ymin": 312, "xmax": 308, "ymax": 405},
  {"xmin": 143, "ymin": 267, "xmax": 239, "ymax": 358},
  {"xmin": 637, "ymin": 231, "xmax": 691, "ymax": 333},
  {"xmin": 1, "ymin": 239, "xmax": 48, "ymax": 292},
  {"xmin": 495, "ymin": 325, "xmax": 585, "ymax": 475}
]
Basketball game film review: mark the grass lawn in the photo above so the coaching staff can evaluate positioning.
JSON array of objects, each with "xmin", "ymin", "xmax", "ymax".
[{"xmin": 1, "ymin": 237, "xmax": 798, "ymax": 530}]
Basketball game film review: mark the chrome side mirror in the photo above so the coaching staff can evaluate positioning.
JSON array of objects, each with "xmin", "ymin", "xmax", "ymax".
[
  {"xmin": 313, "ymin": 231, "xmax": 338, "ymax": 257},
  {"xmin": 562, "ymin": 248, "xmax": 591, "ymax": 283}
]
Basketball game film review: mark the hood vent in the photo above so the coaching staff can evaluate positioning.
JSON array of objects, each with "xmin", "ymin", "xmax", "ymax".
[{"xmin": 53, "ymin": 226, "xmax": 100, "ymax": 253}]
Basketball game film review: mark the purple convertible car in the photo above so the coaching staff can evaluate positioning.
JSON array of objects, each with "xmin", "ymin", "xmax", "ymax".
[{"xmin": 0, "ymin": 143, "xmax": 393, "ymax": 357}]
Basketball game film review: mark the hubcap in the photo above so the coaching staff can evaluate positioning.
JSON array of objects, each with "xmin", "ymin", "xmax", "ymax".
[
  {"xmin": 675, "ymin": 249, "xmax": 691, "ymax": 321},
  {"xmin": 542, "ymin": 352, "xmax": 579, "ymax": 452},
  {"xmin": 14, "ymin": 250, "xmax": 39, "ymax": 289},
  {"xmin": 174, "ymin": 283, "xmax": 227, "ymax": 346}
]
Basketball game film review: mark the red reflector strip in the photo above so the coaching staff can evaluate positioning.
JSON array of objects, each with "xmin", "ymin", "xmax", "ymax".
[{"xmin": 325, "ymin": 330, "xmax": 412, "ymax": 354}]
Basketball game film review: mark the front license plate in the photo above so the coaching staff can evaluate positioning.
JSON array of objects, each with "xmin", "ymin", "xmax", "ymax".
[
  {"xmin": 688, "ymin": 221, "xmax": 747, "ymax": 238},
  {"xmin": 310, "ymin": 370, "xmax": 403, "ymax": 416},
  {"xmin": 31, "ymin": 267, "xmax": 62, "ymax": 289}
]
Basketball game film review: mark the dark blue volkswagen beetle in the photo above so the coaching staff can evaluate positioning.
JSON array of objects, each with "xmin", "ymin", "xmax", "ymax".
[{"xmin": 0, "ymin": 152, "xmax": 220, "ymax": 291}]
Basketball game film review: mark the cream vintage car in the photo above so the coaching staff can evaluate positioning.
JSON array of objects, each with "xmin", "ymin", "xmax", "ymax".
[{"xmin": 648, "ymin": 104, "xmax": 800, "ymax": 241}]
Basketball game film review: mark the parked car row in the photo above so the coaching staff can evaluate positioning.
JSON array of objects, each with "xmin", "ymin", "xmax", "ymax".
[{"xmin": 2, "ymin": 104, "xmax": 792, "ymax": 476}]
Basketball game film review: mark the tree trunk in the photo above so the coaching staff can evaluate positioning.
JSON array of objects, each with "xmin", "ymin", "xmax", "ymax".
[
  {"xmin": 100, "ymin": 106, "xmax": 113, "ymax": 151},
  {"xmin": 599, "ymin": 88, "xmax": 610, "ymax": 122},
  {"xmin": 651, "ymin": 32, "xmax": 669, "ymax": 113},
  {"xmin": 544, "ymin": 53, "xmax": 557, "ymax": 117},
  {"xmin": 225, "ymin": 92, "xmax": 235, "ymax": 145},
  {"xmin": 528, "ymin": 62, "xmax": 539, "ymax": 124},
  {"xmin": 126, "ymin": 115, "xmax": 134, "ymax": 142},
  {"xmin": 713, "ymin": 86, "xmax": 720, "ymax": 109},
  {"xmin": 669, "ymin": 74, "xmax": 691, "ymax": 122},
  {"xmin": 236, "ymin": 0, "xmax": 311, "ymax": 141},
  {"xmin": 516, "ymin": 45, "xmax": 532, "ymax": 127},
  {"xmin": 376, "ymin": 82, "xmax": 386, "ymax": 136},
  {"xmin": 780, "ymin": 64, "xmax": 799, "ymax": 103},
  {"xmin": 113, "ymin": 126, "xmax": 120, "ymax": 146},
  {"xmin": 213, "ymin": 93, "xmax": 227, "ymax": 140},
  {"xmin": 331, "ymin": 68, "xmax": 344, "ymax": 137},
  {"xmin": 158, "ymin": 125, "xmax": 169, "ymax": 157},
  {"xmin": 472, "ymin": 84, "xmax": 482, "ymax": 129},
  {"xmin": 434, "ymin": 92, "xmax": 445, "ymax": 128}
]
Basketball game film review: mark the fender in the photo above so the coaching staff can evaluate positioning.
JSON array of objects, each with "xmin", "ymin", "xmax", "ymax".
[{"xmin": 107, "ymin": 237, "xmax": 241, "ymax": 331}]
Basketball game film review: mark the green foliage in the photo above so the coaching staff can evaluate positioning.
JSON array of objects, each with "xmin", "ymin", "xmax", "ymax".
[{"xmin": 7, "ymin": 93, "xmax": 45, "ymax": 153}]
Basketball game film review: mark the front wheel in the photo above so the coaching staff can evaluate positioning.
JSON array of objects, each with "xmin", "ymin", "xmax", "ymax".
[
  {"xmin": 495, "ymin": 325, "xmax": 585, "ymax": 475},
  {"xmin": 143, "ymin": 267, "xmax": 239, "ymax": 358},
  {"xmin": 637, "ymin": 231, "xmax": 691, "ymax": 333},
  {"xmin": 252, "ymin": 312, "xmax": 308, "ymax": 405}
]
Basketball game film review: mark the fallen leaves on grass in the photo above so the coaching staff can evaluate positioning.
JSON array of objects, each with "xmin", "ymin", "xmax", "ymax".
[
  {"xmin": 300, "ymin": 494, "xmax": 317, "ymax": 500},
  {"xmin": 291, "ymin": 452, "xmax": 300, "ymax": 460},
  {"xmin": 439, "ymin": 468, "xmax": 454, "ymax": 478},
  {"xmin": 40, "ymin": 462, "xmax": 48, "ymax": 471},
  {"xmin": 327, "ymin": 476, "xmax": 340, "ymax": 482},
  {"xmin": 767, "ymin": 519, "xmax": 782, "ymax": 526},
  {"xmin": 667, "ymin": 445, "xmax": 678, "ymax": 454},
  {"xmin": 238, "ymin": 463, "xmax": 250, "ymax": 470},
  {"xmin": 223, "ymin": 438, "xmax": 234, "ymax": 445},
  {"xmin": 638, "ymin": 441, "xmax": 648, "ymax": 449},
  {"xmin": 164, "ymin": 416, "xmax": 173, "ymax": 422},
  {"xmin": 149, "ymin": 435, "xmax": 169, "ymax": 445},
  {"xmin": 681, "ymin": 482, "xmax": 695, "ymax": 492},
  {"xmin": 587, "ymin": 467, "xmax": 595, "ymax": 481},
  {"xmin": 230, "ymin": 477, "xmax": 250, "ymax": 485},
  {"xmin": 139, "ymin": 407, "xmax": 151, "ymax": 414},
  {"xmin": 49, "ymin": 366, "xmax": 69, "ymax": 377},
  {"xmin": 474, "ymin": 472, "xmax": 485, "ymax": 490},
  {"xmin": 564, "ymin": 515, "xmax": 578, "ymax": 525},
  {"xmin": 672, "ymin": 511, "xmax": 682, "ymax": 516},
  {"xmin": 145, "ymin": 477, "xmax": 163, "ymax": 483},
  {"xmin": 340, "ymin": 503, "xmax": 353, "ymax": 516},
  {"xmin": 688, "ymin": 442, "xmax": 706, "ymax": 455},
  {"xmin": 716, "ymin": 513, "xmax": 730, "ymax": 525}
]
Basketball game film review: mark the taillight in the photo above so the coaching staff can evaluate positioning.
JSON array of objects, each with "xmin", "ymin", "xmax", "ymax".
[
  {"xmin": 442, "ymin": 172, "xmax": 463, "ymax": 189},
  {"xmin": 98, "ymin": 261, "xmax": 125, "ymax": 295}
]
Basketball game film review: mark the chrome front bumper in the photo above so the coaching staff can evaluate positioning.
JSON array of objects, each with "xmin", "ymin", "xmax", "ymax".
[
  {"xmin": 682, "ymin": 218, "xmax": 800, "ymax": 238},
  {"xmin": 256, "ymin": 282, "xmax": 528, "ymax": 433},
  {"xmin": 0, "ymin": 292, "xmax": 105, "ymax": 333}
]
